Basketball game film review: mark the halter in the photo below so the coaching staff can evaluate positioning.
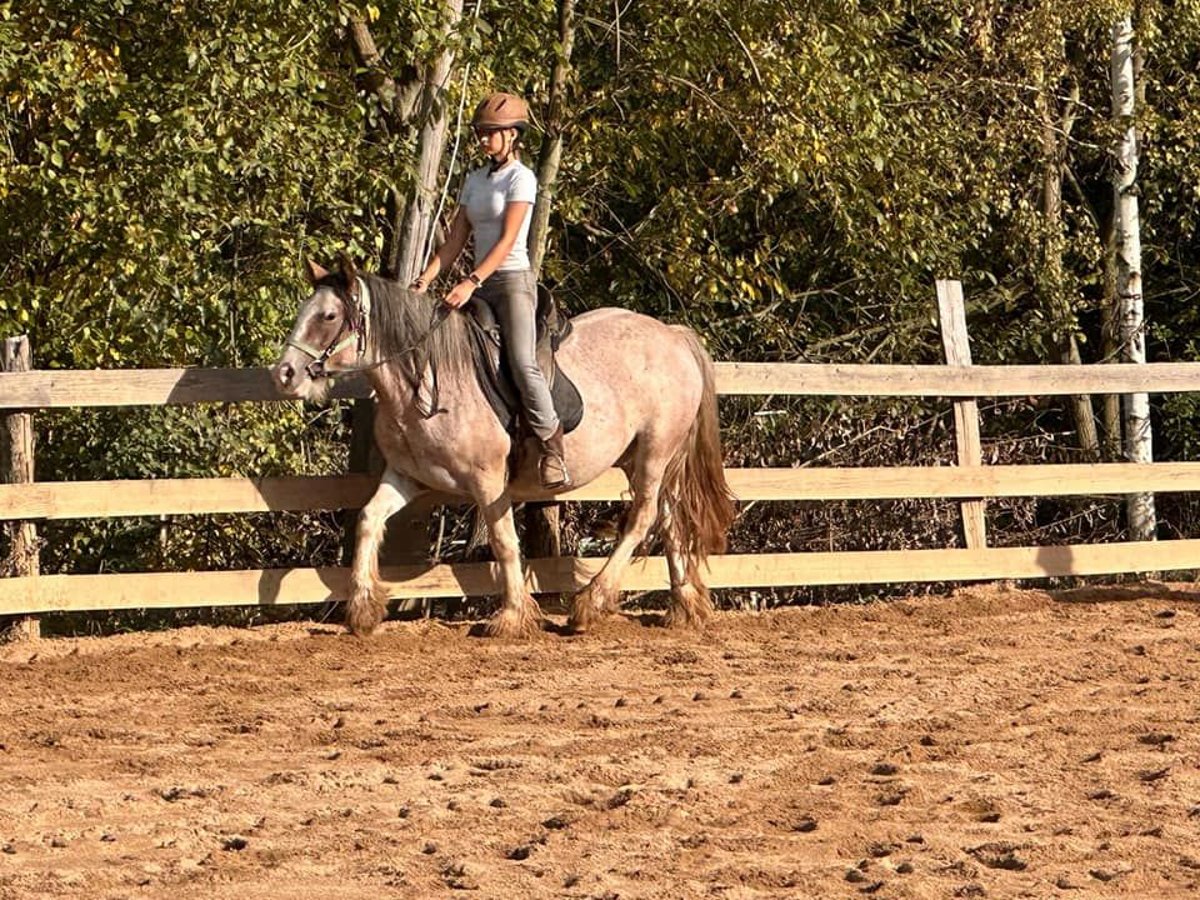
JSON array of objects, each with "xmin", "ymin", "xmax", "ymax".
[{"xmin": 286, "ymin": 277, "xmax": 372, "ymax": 380}]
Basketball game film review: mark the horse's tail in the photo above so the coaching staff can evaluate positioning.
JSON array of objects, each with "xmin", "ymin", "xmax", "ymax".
[{"xmin": 659, "ymin": 327, "xmax": 737, "ymax": 583}]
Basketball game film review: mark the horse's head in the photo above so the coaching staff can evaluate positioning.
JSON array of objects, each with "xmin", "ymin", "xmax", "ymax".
[{"xmin": 273, "ymin": 254, "xmax": 366, "ymax": 403}]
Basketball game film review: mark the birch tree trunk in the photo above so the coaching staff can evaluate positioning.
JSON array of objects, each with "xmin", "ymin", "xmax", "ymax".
[
  {"xmin": 1112, "ymin": 14, "xmax": 1157, "ymax": 541},
  {"xmin": 524, "ymin": 0, "xmax": 577, "ymax": 564}
]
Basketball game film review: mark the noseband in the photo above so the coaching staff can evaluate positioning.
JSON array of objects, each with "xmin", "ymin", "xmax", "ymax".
[{"xmin": 286, "ymin": 277, "xmax": 372, "ymax": 379}]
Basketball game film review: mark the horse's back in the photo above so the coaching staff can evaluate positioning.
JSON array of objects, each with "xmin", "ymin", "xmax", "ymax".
[
  {"xmin": 564, "ymin": 307, "xmax": 700, "ymax": 358},
  {"xmin": 562, "ymin": 307, "xmax": 707, "ymax": 442}
]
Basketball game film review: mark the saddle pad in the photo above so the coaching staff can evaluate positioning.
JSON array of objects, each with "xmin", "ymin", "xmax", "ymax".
[{"xmin": 466, "ymin": 315, "xmax": 584, "ymax": 436}]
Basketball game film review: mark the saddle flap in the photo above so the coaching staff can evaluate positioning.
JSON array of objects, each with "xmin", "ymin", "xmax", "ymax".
[{"xmin": 465, "ymin": 283, "xmax": 583, "ymax": 437}]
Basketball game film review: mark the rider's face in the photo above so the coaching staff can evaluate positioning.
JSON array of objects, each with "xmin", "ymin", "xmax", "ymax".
[{"xmin": 474, "ymin": 126, "xmax": 513, "ymax": 157}]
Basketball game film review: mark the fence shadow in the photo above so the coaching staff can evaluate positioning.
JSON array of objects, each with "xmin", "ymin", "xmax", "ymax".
[
  {"xmin": 1052, "ymin": 581, "xmax": 1200, "ymax": 606},
  {"xmin": 255, "ymin": 566, "xmax": 348, "ymax": 607}
]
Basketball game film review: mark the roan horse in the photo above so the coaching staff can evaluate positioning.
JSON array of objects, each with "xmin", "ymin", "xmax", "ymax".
[{"xmin": 272, "ymin": 255, "xmax": 736, "ymax": 638}]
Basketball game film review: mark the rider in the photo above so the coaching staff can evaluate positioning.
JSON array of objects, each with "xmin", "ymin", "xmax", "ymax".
[{"xmin": 411, "ymin": 91, "xmax": 569, "ymax": 490}]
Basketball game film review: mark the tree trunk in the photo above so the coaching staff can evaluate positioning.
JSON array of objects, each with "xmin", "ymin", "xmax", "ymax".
[
  {"xmin": 349, "ymin": 7, "xmax": 463, "ymax": 280},
  {"xmin": 528, "ymin": 0, "xmax": 576, "ymax": 278},
  {"xmin": 1100, "ymin": 208, "xmax": 1122, "ymax": 457},
  {"xmin": 347, "ymin": 19, "xmax": 422, "ymax": 126},
  {"xmin": 348, "ymin": 16, "xmax": 425, "ymax": 281},
  {"xmin": 1112, "ymin": 14, "xmax": 1157, "ymax": 541},
  {"xmin": 524, "ymin": 0, "xmax": 577, "ymax": 565},
  {"xmin": 345, "ymin": 1, "xmax": 466, "ymax": 597},
  {"xmin": 1037, "ymin": 66, "xmax": 1099, "ymax": 456},
  {"xmin": 392, "ymin": 0, "xmax": 465, "ymax": 285}
]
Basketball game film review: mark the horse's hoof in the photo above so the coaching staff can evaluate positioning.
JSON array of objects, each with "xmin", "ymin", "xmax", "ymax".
[
  {"xmin": 569, "ymin": 582, "xmax": 621, "ymax": 633},
  {"xmin": 567, "ymin": 594, "xmax": 600, "ymax": 634},
  {"xmin": 345, "ymin": 586, "xmax": 386, "ymax": 636},
  {"xmin": 485, "ymin": 604, "xmax": 542, "ymax": 640},
  {"xmin": 345, "ymin": 611, "xmax": 381, "ymax": 637},
  {"xmin": 664, "ymin": 585, "xmax": 712, "ymax": 630}
]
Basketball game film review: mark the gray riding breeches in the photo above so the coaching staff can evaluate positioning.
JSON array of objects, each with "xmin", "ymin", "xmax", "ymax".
[{"xmin": 472, "ymin": 269, "xmax": 560, "ymax": 440}]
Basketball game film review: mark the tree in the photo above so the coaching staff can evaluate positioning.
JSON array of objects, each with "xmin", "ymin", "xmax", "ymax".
[
  {"xmin": 1112, "ymin": 12, "xmax": 1157, "ymax": 540},
  {"xmin": 524, "ymin": 0, "xmax": 577, "ymax": 562},
  {"xmin": 1034, "ymin": 18, "xmax": 1100, "ymax": 456}
]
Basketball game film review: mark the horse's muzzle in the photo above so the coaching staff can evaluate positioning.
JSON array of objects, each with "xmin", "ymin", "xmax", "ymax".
[{"xmin": 272, "ymin": 360, "xmax": 304, "ymax": 398}]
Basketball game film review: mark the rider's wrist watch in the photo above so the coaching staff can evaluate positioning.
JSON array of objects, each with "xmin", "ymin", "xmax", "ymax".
[{"xmin": 467, "ymin": 272, "xmax": 484, "ymax": 288}]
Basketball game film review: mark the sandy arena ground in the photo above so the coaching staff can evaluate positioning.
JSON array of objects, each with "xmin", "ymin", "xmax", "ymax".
[{"xmin": 2, "ymin": 583, "xmax": 1200, "ymax": 899}]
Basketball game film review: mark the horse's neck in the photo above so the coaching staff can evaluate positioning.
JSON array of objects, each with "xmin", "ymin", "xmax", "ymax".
[{"xmin": 362, "ymin": 313, "xmax": 478, "ymax": 421}]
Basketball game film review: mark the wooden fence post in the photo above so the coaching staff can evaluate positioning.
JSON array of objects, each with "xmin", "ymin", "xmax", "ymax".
[
  {"xmin": 936, "ymin": 280, "xmax": 988, "ymax": 550},
  {"xmin": 2, "ymin": 336, "xmax": 39, "ymax": 640}
]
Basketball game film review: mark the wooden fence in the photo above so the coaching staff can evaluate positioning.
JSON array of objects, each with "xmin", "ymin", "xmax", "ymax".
[{"xmin": 4, "ymin": 281, "xmax": 1200, "ymax": 622}]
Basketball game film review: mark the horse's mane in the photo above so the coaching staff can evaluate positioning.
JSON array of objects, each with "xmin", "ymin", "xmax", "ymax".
[{"xmin": 356, "ymin": 273, "xmax": 473, "ymax": 388}]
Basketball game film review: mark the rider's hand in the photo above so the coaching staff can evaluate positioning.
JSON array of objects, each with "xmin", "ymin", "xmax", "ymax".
[
  {"xmin": 443, "ymin": 280, "xmax": 476, "ymax": 309},
  {"xmin": 410, "ymin": 276, "xmax": 429, "ymax": 294}
]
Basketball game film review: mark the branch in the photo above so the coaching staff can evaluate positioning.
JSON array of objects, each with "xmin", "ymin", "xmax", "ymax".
[{"xmin": 347, "ymin": 18, "xmax": 421, "ymax": 128}]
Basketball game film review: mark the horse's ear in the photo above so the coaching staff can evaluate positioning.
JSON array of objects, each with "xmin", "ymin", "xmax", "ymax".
[
  {"xmin": 337, "ymin": 251, "xmax": 358, "ymax": 284},
  {"xmin": 305, "ymin": 259, "xmax": 329, "ymax": 284}
]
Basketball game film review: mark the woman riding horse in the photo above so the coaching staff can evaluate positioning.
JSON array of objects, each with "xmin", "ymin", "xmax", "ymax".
[{"xmin": 410, "ymin": 91, "xmax": 569, "ymax": 490}]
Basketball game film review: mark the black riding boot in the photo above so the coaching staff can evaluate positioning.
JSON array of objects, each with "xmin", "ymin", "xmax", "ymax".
[{"xmin": 539, "ymin": 425, "xmax": 571, "ymax": 490}]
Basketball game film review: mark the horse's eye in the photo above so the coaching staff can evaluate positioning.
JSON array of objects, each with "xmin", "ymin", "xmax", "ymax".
[{"xmin": 323, "ymin": 310, "xmax": 338, "ymax": 322}]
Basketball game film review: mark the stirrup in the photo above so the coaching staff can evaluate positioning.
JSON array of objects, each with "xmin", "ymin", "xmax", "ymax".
[{"xmin": 539, "ymin": 453, "xmax": 571, "ymax": 490}]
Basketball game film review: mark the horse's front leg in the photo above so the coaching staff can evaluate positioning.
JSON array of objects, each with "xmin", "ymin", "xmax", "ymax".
[
  {"xmin": 477, "ymin": 490, "xmax": 542, "ymax": 639},
  {"xmin": 346, "ymin": 468, "xmax": 425, "ymax": 636}
]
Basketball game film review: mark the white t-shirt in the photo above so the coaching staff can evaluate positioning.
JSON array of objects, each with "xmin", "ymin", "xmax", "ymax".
[{"xmin": 459, "ymin": 160, "xmax": 537, "ymax": 272}]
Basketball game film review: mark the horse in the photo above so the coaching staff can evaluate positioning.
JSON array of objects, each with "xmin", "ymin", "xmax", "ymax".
[{"xmin": 272, "ymin": 255, "xmax": 736, "ymax": 638}]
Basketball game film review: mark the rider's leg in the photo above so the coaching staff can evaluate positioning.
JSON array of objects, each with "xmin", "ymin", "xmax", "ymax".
[{"xmin": 483, "ymin": 270, "xmax": 570, "ymax": 488}]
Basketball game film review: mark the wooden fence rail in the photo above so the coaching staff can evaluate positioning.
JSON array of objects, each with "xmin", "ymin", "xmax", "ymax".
[
  {"xmin": 7, "ymin": 361, "xmax": 1200, "ymax": 408},
  {"xmin": 7, "ymin": 463, "xmax": 1200, "ymax": 521},
  {"xmin": 3, "ymin": 540, "xmax": 1199, "ymax": 616}
]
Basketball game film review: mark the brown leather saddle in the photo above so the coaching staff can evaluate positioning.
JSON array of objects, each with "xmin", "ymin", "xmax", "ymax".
[{"xmin": 464, "ymin": 283, "xmax": 583, "ymax": 436}]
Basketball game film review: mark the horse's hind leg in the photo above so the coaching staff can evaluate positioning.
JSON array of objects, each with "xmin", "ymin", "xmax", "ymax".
[
  {"xmin": 346, "ymin": 469, "xmax": 424, "ymax": 637},
  {"xmin": 568, "ymin": 460, "xmax": 665, "ymax": 633},
  {"xmin": 476, "ymin": 487, "xmax": 542, "ymax": 639},
  {"xmin": 661, "ymin": 502, "xmax": 713, "ymax": 629}
]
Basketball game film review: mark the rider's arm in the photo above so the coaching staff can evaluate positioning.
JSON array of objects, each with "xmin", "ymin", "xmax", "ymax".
[
  {"xmin": 414, "ymin": 208, "xmax": 471, "ymax": 289},
  {"xmin": 441, "ymin": 200, "xmax": 531, "ymax": 309}
]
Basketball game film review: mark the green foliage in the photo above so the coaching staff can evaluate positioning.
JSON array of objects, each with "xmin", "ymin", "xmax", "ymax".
[
  {"xmin": 0, "ymin": 0, "xmax": 411, "ymax": 368},
  {"xmin": 546, "ymin": 0, "xmax": 1142, "ymax": 367}
]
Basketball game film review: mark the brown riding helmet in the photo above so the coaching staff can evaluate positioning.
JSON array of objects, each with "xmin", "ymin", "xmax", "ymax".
[{"xmin": 472, "ymin": 92, "xmax": 530, "ymax": 132}]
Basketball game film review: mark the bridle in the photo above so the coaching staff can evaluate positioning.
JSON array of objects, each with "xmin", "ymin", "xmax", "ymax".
[{"xmin": 286, "ymin": 276, "xmax": 371, "ymax": 380}]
